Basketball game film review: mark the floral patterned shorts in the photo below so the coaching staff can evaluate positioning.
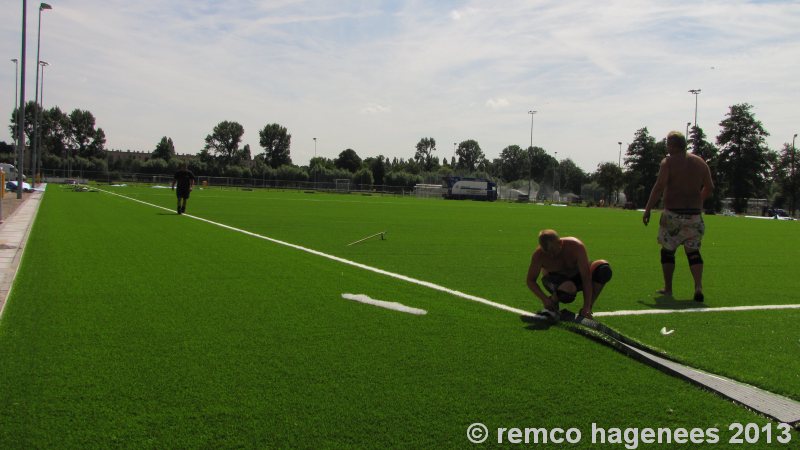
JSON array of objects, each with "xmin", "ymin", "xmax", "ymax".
[{"xmin": 658, "ymin": 210, "xmax": 704, "ymax": 251}]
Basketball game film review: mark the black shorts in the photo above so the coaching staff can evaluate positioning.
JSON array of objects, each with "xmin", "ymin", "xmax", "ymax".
[
  {"xmin": 176, "ymin": 188, "xmax": 191, "ymax": 199},
  {"xmin": 542, "ymin": 263, "xmax": 613, "ymax": 299},
  {"xmin": 542, "ymin": 272, "xmax": 582, "ymax": 294}
]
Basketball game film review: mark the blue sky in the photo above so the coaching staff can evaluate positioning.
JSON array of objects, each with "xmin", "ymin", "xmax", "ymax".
[{"xmin": 2, "ymin": 0, "xmax": 799, "ymax": 172}]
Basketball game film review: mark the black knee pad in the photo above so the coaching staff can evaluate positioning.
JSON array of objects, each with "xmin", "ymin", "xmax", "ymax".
[
  {"xmin": 591, "ymin": 263, "xmax": 613, "ymax": 284},
  {"xmin": 687, "ymin": 251, "xmax": 703, "ymax": 266},
  {"xmin": 661, "ymin": 248, "xmax": 676, "ymax": 264}
]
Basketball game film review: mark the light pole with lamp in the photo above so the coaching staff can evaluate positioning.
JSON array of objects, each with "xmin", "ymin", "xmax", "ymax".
[
  {"xmin": 37, "ymin": 60, "xmax": 48, "ymax": 181},
  {"xmin": 528, "ymin": 110, "xmax": 536, "ymax": 199},
  {"xmin": 792, "ymin": 133, "xmax": 797, "ymax": 218},
  {"xmin": 617, "ymin": 141, "xmax": 622, "ymax": 168},
  {"xmin": 10, "ymin": 59, "xmax": 19, "ymax": 152},
  {"xmin": 15, "ymin": 0, "xmax": 29, "ymax": 199},
  {"xmin": 553, "ymin": 151, "xmax": 559, "ymax": 199},
  {"xmin": 312, "ymin": 137, "xmax": 317, "ymax": 188},
  {"xmin": 32, "ymin": 2, "xmax": 52, "ymax": 187},
  {"xmin": 452, "ymin": 142, "xmax": 457, "ymax": 165},
  {"xmin": 688, "ymin": 89, "xmax": 701, "ymax": 128}
]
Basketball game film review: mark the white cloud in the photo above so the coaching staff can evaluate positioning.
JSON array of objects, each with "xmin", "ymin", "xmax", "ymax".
[
  {"xmin": 360, "ymin": 104, "xmax": 391, "ymax": 115},
  {"xmin": 486, "ymin": 98, "xmax": 510, "ymax": 110}
]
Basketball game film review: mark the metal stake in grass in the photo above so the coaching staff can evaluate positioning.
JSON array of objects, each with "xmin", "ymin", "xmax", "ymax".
[{"xmin": 347, "ymin": 231, "xmax": 386, "ymax": 246}]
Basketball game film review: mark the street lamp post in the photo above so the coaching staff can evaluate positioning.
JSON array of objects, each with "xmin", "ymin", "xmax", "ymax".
[
  {"xmin": 16, "ymin": 0, "xmax": 29, "ymax": 199},
  {"xmin": 528, "ymin": 110, "xmax": 536, "ymax": 199},
  {"xmin": 792, "ymin": 133, "xmax": 797, "ymax": 218},
  {"xmin": 688, "ymin": 89, "xmax": 701, "ymax": 128},
  {"xmin": 37, "ymin": 60, "xmax": 48, "ymax": 181},
  {"xmin": 10, "ymin": 59, "xmax": 19, "ymax": 152},
  {"xmin": 32, "ymin": 3, "xmax": 52, "ymax": 187},
  {"xmin": 313, "ymin": 137, "xmax": 317, "ymax": 188},
  {"xmin": 617, "ymin": 141, "xmax": 622, "ymax": 168},
  {"xmin": 553, "ymin": 151, "xmax": 559, "ymax": 197}
]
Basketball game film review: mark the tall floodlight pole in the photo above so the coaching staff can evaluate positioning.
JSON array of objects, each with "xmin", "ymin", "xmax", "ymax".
[
  {"xmin": 32, "ymin": 3, "xmax": 52, "ymax": 187},
  {"xmin": 617, "ymin": 141, "xmax": 622, "ymax": 168},
  {"xmin": 16, "ymin": 1, "xmax": 29, "ymax": 199},
  {"xmin": 792, "ymin": 133, "xmax": 797, "ymax": 218},
  {"xmin": 689, "ymin": 89, "xmax": 701, "ymax": 128},
  {"xmin": 37, "ymin": 60, "xmax": 48, "ymax": 182},
  {"xmin": 528, "ymin": 110, "xmax": 536, "ymax": 199},
  {"xmin": 312, "ymin": 137, "xmax": 317, "ymax": 188},
  {"xmin": 553, "ymin": 151, "xmax": 559, "ymax": 195},
  {"xmin": 10, "ymin": 59, "xmax": 19, "ymax": 151}
]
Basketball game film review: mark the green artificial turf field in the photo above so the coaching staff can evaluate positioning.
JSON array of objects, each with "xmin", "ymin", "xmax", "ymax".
[{"xmin": 0, "ymin": 184, "xmax": 797, "ymax": 448}]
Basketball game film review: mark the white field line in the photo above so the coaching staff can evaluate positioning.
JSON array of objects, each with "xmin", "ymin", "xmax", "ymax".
[
  {"xmin": 594, "ymin": 303, "xmax": 800, "ymax": 317},
  {"xmin": 94, "ymin": 187, "xmax": 800, "ymax": 319}
]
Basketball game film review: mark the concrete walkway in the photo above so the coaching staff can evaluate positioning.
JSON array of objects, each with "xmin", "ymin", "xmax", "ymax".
[{"xmin": 0, "ymin": 189, "xmax": 44, "ymax": 318}]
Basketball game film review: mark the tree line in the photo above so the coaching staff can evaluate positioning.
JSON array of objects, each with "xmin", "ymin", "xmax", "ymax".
[{"xmin": 4, "ymin": 102, "xmax": 796, "ymax": 213}]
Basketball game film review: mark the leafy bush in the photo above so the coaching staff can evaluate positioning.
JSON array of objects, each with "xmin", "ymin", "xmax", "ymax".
[
  {"xmin": 384, "ymin": 170, "xmax": 423, "ymax": 189},
  {"xmin": 277, "ymin": 164, "xmax": 309, "ymax": 182},
  {"xmin": 351, "ymin": 168, "xmax": 374, "ymax": 187}
]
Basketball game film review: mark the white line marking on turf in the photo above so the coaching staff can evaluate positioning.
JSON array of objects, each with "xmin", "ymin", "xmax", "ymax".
[
  {"xmin": 94, "ymin": 187, "xmax": 800, "ymax": 319},
  {"xmin": 594, "ymin": 304, "xmax": 800, "ymax": 317},
  {"xmin": 342, "ymin": 293, "xmax": 427, "ymax": 315}
]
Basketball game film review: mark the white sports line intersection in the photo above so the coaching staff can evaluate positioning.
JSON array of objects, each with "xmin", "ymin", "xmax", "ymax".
[{"xmin": 94, "ymin": 187, "xmax": 800, "ymax": 426}]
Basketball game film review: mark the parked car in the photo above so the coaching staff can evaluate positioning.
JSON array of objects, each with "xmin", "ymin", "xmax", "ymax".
[{"xmin": 0, "ymin": 163, "xmax": 24, "ymax": 182}]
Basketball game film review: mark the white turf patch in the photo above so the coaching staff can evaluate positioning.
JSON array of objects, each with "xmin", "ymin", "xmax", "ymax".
[
  {"xmin": 93, "ymin": 187, "xmax": 800, "ymax": 320},
  {"xmin": 342, "ymin": 293, "xmax": 427, "ymax": 315}
]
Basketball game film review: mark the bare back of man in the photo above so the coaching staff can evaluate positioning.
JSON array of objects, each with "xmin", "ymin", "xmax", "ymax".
[{"xmin": 661, "ymin": 153, "xmax": 712, "ymax": 210}]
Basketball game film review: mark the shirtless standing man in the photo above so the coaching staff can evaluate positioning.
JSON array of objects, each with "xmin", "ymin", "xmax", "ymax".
[
  {"xmin": 526, "ymin": 229, "xmax": 613, "ymax": 321},
  {"xmin": 643, "ymin": 131, "xmax": 714, "ymax": 301}
]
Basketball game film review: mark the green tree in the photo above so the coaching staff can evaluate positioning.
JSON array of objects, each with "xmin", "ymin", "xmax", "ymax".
[
  {"xmin": 258, "ymin": 123, "xmax": 292, "ymax": 168},
  {"xmin": 152, "ymin": 136, "xmax": 176, "ymax": 160},
  {"xmin": 499, "ymin": 145, "xmax": 526, "ymax": 181},
  {"xmin": 623, "ymin": 128, "xmax": 662, "ymax": 207},
  {"xmin": 384, "ymin": 170, "xmax": 423, "ymax": 189},
  {"xmin": 352, "ymin": 167, "xmax": 374, "ymax": 187},
  {"xmin": 772, "ymin": 142, "xmax": 799, "ymax": 215},
  {"xmin": 239, "ymin": 144, "xmax": 252, "ymax": 162},
  {"xmin": 334, "ymin": 148, "xmax": 362, "ymax": 173},
  {"xmin": 204, "ymin": 121, "xmax": 245, "ymax": 166},
  {"xmin": 716, "ymin": 103, "xmax": 771, "ymax": 213},
  {"xmin": 68, "ymin": 109, "xmax": 106, "ymax": 159},
  {"xmin": 9, "ymin": 101, "xmax": 40, "ymax": 146},
  {"xmin": 365, "ymin": 155, "xmax": 387, "ymax": 185},
  {"xmin": 456, "ymin": 139, "xmax": 483, "ymax": 171},
  {"xmin": 690, "ymin": 125, "xmax": 722, "ymax": 211},
  {"xmin": 594, "ymin": 162, "xmax": 624, "ymax": 204},
  {"xmin": 414, "ymin": 137, "xmax": 437, "ymax": 171},
  {"xmin": 528, "ymin": 147, "xmax": 554, "ymax": 182},
  {"xmin": 558, "ymin": 158, "xmax": 586, "ymax": 195},
  {"xmin": 39, "ymin": 106, "xmax": 70, "ymax": 166}
]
